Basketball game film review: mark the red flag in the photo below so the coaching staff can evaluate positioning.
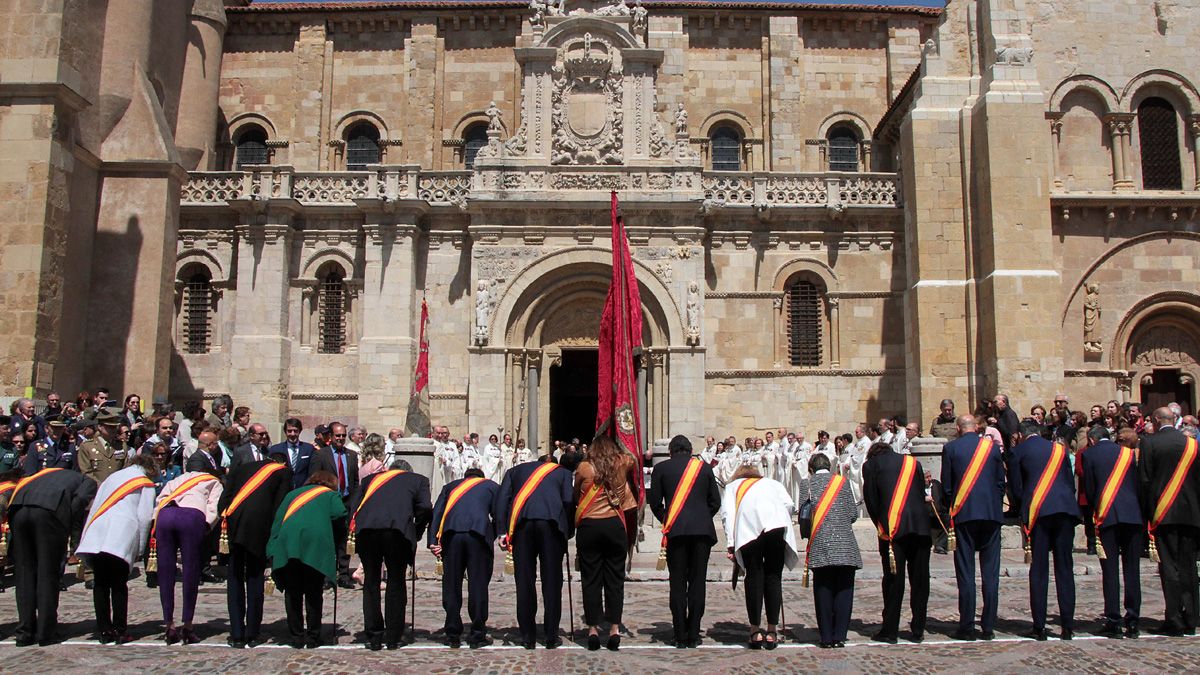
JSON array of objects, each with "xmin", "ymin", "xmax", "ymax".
[
  {"xmin": 405, "ymin": 298, "xmax": 432, "ymax": 438},
  {"xmin": 596, "ymin": 191, "xmax": 645, "ymax": 501}
]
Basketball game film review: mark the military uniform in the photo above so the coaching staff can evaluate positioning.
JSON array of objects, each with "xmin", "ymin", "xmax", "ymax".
[
  {"xmin": 78, "ymin": 432, "xmax": 127, "ymax": 486},
  {"xmin": 0, "ymin": 442, "xmax": 20, "ymax": 474}
]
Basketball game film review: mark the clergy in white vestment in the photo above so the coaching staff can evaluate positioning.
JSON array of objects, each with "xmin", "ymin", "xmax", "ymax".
[{"xmin": 480, "ymin": 434, "xmax": 504, "ymax": 482}]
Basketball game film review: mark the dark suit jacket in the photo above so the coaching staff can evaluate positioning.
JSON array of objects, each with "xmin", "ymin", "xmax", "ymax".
[
  {"xmin": 1079, "ymin": 440, "xmax": 1141, "ymax": 528},
  {"xmin": 22, "ymin": 441, "xmax": 74, "ymax": 476},
  {"xmin": 349, "ymin": 470, "xmax": 432, "ymax": 545},
  {"xmin": 268, "ymin": 441, "xmax": 316, "ymax": 488},
  {"xmin": 185, "ymin": 448, "xmax": 224, "ymax": 479},
  {"xmin": 8, "ymin": 467, "xmax": 96, "ymax": 531},
  {"xmin": 995, "ymin": 407, "xmax": 1020, "ymax": 450},
  {"xmin": 229, "ymin": 443, "xmax": 270, "ymax": 473},
  {"xmin": 940, "ymin": 432, "xmax": 1006, "ymax": 524},
  {"xmin": 647, "ymin": 453, "xmax": 721, "ymax": 544},
  {"xmin": 495, "ymin": 461, "xmax": 574, "ymax": 540},
  {"xmin": 311, "ymin": 446, "xmax": 360, "ymax": 498},
  {"xmin": 1008, "ymin": 435, "xmax": 1080, "ymax": 523},
  {"xmin": 217, "ymin": 459, "xmax": 293, "ymax": 558},
  {"xmin": 1138, "ymin": 426, "xmax": 1200, "ymax": 527},
  {"xmin": 863, "ymin": 450, "xmax": 931, "ymax": 539},
  {"xmin": 427, "ymin": 477, "xmax": 499, "ymax": 546}
]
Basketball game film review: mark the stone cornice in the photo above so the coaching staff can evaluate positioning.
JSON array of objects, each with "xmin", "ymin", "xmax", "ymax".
[
  {"xmin": 101, "ymin": 160, "xmax": 189, "ymax": 182},
  {"xmin": 705, "ymin": 368, "xmax": 901, "ymax": 378},
  {"xmin": 0, "ymin": 81, "xmax": 91, "ymax": 112}
]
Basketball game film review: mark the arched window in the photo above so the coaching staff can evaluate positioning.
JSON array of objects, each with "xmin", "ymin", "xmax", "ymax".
[
  {"xmin": 786, "ymin": 277, "xmax": 824, "ymax": 367},
  {"xmin": 183, "ymin": 269, "xmax": 213, "ymax": 354},
  {"xmin": 463, "ymin": 124, "xmax": 489, "ymax": 170},
  {"xmin": 710, "ymin": 125, "xmax": 742, "ymax": 172},
  {"xmin": 318, "ymin": 265, "xmax": 347, "ymax": 354},
  {"xmin": 1138, "ymin": 97, "xmax": 1182, "ymax": 190},
  {"xmin": 827, "ymin": 125, "xmax": 861, "ymax": 172},
  {"xmin": 345, "ymin": 122, "xmax": 381, "ymax": 171},
  {"xmin": 234, "ymin": 125, "xmax": 270, "ymax": 170}
]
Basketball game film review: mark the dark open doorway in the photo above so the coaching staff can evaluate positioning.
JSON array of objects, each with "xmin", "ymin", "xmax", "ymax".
[
  {"xmin": 1141, "ymin": 368, "xmax": 1195, "ymax": 416},
  {"xmin": 550, "ymin": 349, "xmax": 599, "ymax": 445}
]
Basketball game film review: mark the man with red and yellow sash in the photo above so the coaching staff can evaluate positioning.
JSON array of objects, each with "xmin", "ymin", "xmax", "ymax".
[
  {"xmin": 495, "ymin": 456, "xmax": 574, "ymax": 649},
  {"xmin": 1138, "ymin": 407, "xmax": 1200, "ymax": 637},
  {"xmin": 216, "ymin": 449, "xmax": 293, "ymax": 648},
  {"xmin": 648, "ymin": 435, "xmax": 721, "ymax": 648},
  {"xmin": 427, "ymin": 466, "xmax": 497, "ymax": 648},
  {"xmin": 1080, "ymin": 425, "xmax": 1143, "ymax": 639},
  {"xmin": 940, "ymin": 414, "xmax": 1006, "ymax": 641},
  {"xmin": 347, "ymin": 461, "xmax": 431, "ymax": 650},
  {"xmin": 864, "ymin": 440, "xmax": 932, "ymax": 644},
  {"xmin": 1009, "ymin": 420, "xmax": 1080, "ymax": 640}
]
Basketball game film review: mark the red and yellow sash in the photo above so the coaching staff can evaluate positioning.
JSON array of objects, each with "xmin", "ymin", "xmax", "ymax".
[
  {"xmin": 735, "ymin": 476, "xmax": 761, "ymax": 510},
  {"xmin": 11, "ymin": 467, "xmax": 63, "ymax": 501},
  {"xmin": 0, "ymin": 481, "xmax": 16, "ymax": 498},
  {"xmin": 283, "ymin": 485, "xmax": 333, "ymax": 523},
  {"xmin": 1149, "ymin": 437, "xmax": 1198, "ymax": 535},
  {"xmin": 437, "ymin": 477, "xmax": 486, "ymax": 544},
  {"xmin": 1024, "ymin": 442, "xmax": 1067, "ymax": 535},
  {"xmin": 151, "ymin": 473, "xmax": 219, "ymax": 538},
  {"xmin": 802, "ymin": 474, "xmax": 846, "ymax": 574},
  {"xmin": 506, "ymin": 462, "xmax": 559, "ymax": 549},
  {"xmin": 224, "ymin": 463, "xmax": 288, "ymax": 519},
  {"xmin": 950, "ymin": 437, "xmax": 993, "ymax": 525},
  {"xmin": 1093, "ymin": 446, "xmax": 1134, "ymax": 529},
  {"xmin": 660, "ymin": 458, "xmax": 703, "ymax": 546},
  {"xmin": 349, "ymin": 469, "xmax": 407, "ymax": 531},
  {"xmin": 85, "ymin": 475, "xmax": 154, "ymax": 531},
  {"xmin": 574, "ymin": 483, "xmax": 604, "ymax": 526},
  {"xmin": 879, "ymin": 455, "xmax": 917, "ymax": 542}
]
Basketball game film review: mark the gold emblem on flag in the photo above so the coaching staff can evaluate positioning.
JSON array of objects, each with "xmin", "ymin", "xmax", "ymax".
[{"xmin": 617, "ymin": 405, "xmax": 635, "ymax": 434}]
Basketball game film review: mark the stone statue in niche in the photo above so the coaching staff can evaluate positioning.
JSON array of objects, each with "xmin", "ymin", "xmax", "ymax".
[
  {"xmin": 631, "ymin": 0, "xmax": 648, "ymax": 32},
  {"xmin": 685, "ymin": 281, "xmax": 701, "ymax": 346},
  {"xmin": 486, "ymin": 101, "xmax": 503, "ymax": 131},
  {"xmin": 674, "ymin": 103, "xmax": 688, "ymax": 134},
  {"xmin": 474, "ymin": 280, "xmax": 497, "ymax": 346},
  {"xmin": 1083, "ymin": 283, "xmax": 1102, "ymax": 354},
  {"xmin": 529, "ymin": 0, "xmax": 547, "ymax": 27}
]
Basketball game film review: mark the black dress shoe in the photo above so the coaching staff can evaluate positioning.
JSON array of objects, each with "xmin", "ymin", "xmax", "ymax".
[
  {"xmin": 818, "ymin": 641, "xmax": 833, "ymax": 649},
  {"xmin": 544, "ymin": 637, "xmax": 563, "ymax": 649},
  {"xmin": 520, "ymin": 639, "xmax": 536, "ymax": 650},
  {"xmin": 246, "ymin": 635, "xmax": 266, "ymax": 648},
  {"xmin": 468, "ymin": 636, "xmax": 493, "ymax": 649},
  {"xmin": 834, "ymin": 641, "xmax": 846, "ymax": 648},
  {"xmin": 950, "ymin": 629, "xmax": 976, "ymax": 641},
  {"xmin": 980, "ymin": 631, "xmax": 995, "ymax": 641},
  {"xmin": 587, "ymin": 634, "xmax": 601, "ymax": 651},
  {"xmin": 606, "ymin": 634, "xmax": 621, "ymax": 651},
  {"xmin": 1125, "ymin": 625, "xmax": 1139, "ymax": 639},
  {"xmin": 447, "ymin": 637, "xmax": 461, "ymax": 649},
  {"xmin": 1152, "ymin": 622, "xmax": 1185, "ymax": 637},
  {"xmin": 674, "ymin": 638, "xmax": 688, "ymax": 649},
  {"xmin": 337, "ymin": 577, "xmax": 355, "ymax": 590},
  {"xmin": 114, "ymin": 633, "xmax": 134, "ymax": 645},
  {"xmin": 1098, "ymin": 623, "xmax": 1123, "ymax": 639},
  {"xmin": 165, "ymin": 627, "xmax": 180, "ymax": 645},
  {"xmin": 386, "ymin": 641, "xmax": 402, "ymax": 650},
  {"xmin": 84, "ymin": 580, "xmax": 94, "ymax": 590},
  {"xmin": 871, "ymin": 631, "xmax": 898, "ymax": 644},
  {"xmin": 1025, "ymin": 628, "xmax": 1048, "ymax": 641},
  {"xmin": 367, "ymin": 638, "xmax": 382, "ymax": 651},
  {"xmin": 98, "ymin": 631, "xmax": 116, "ymax": 644},
  {"xmin": 14, "ymin": 636, "xmax": 35, "ymax": 647},
  {"xmin": 227, "ymin": 637, "xmax": 246, "ymax": 649},
  {"xmin": 200, "ymin": 570, "xmax": 220, "ymax": 584},
  {"xmin": 1060, "ymin": 629, "xmax": 1073, "ymax": 641},
  {"xmin": 38, "ymin": 636, "xmax": 64, "ymax": 647},
  {"xmin": 304, "ymin": 637, "xmax": 320, "ymax": 649},
  {"xmin": 910, "ymin": 633, "xmax": 924, "ymax": 644},
  {"xmin": 290, "ymin": 640, "xmax": 305, "ymax": 649}
]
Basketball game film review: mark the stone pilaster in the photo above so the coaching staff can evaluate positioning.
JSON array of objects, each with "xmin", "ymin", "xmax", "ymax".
[
  {"xmin": 289, "ymin": 20, "xmax": 328, "ymax": 170},
  {"xmin": 767, "ymin": 16, "xmax": 802, "ymax": 171},
  {"xmin": 405, "ymin": 20, "xmax": 440, "ymax": 169}
]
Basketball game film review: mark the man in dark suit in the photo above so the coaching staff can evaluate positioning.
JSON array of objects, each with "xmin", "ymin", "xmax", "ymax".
[
  {"xmin": 310, "ymin": 422, "xmax": 360, "ymax": 587},
  {"xmin": 1080, "ymin": 426, "xmax": 1143, "ymax": 639},
  {"xmin": 864, "ymin": 441, "xmax": 932, "ymax": 644},
  {"xmin": 230, "ymin": 424, "xmax": 272, "ymax": 472},
  {"xmin": 351, "ymin": 462, "xmax": 432, "ymax": 650},
  {"xmin": 647, "ymin": 435, "xmax": 721, "ymax": 648},
  {"xmin": 217, "ymin": 450, "xmax": 293, "ymax": 648},
  {"xmin": 185, "ymin": 429, "xmax": 224, "ymax": 478},
  {"xmin": 940, "ymin": 414, "xmax": 1006, "ymax": 641},
  {"xmin": 8, "ymin": 464, "xmax": 97, "ymax": 646},
  {"xmin": 1138, "ymin": 407, "xmax": 1200, "ymax": 636},
  {"xmin": 268, "ymin": 418, "xmax": 315, "ymax": 488},
  {"xmin": 495, "ymin": 456, "xmax": 574, "ymax": 649},
  {"xmin": 1008, "ymin": 420, "xmax": 1080, "ymax": 640},
  {"xmin": 428, "ymin": 467, "xmax": 499, "ymax": 649}
]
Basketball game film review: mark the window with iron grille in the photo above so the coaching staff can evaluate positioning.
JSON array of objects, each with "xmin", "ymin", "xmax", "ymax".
[
  {"xmin": 828, "ymin": 126, "xmax": 860, "ymax": 172},
  {"xmin": 345, "ymin": 123, "xmax": 381, "ymax": 171},
  {"xmin": 184, "ymin": 272, "xmax": 212, "ymax": 354},
  {"xmin": 235, "ymin": 127, "xmax": 270, "ymax": 169},
  {"xmin": 1138, "ymin": 98, "xmax": 1182, "ymax": 190},
  {"xmin": 710, "ymin": 126, "xmax": 742, "ymax": 171},
  {"xmin": 787, "ymin": 279, "xmax": 823, "ymax": 367},
  {"xmin": 319, "ymin": 270, "xmax": 346, "ymax": 354},
  {"xmin": 463, "ymin": 124, "xmax": 489, "ymax": 169}
]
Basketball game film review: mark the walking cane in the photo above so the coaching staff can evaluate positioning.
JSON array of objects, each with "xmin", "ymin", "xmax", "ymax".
[
  {"xmin": 779, "ymin": 591, "xmax": 787, "ymax": 643},
  {"xmin": 410, "ymin": 544, "xmax": 418, "ymax": 642},
  {"xmin": 333, "ymin": 582, "xmax": 339, "ymax": 643},
  {"xmin": 565, "ymin": 544, "xmax": 576, "ymax": 640}
]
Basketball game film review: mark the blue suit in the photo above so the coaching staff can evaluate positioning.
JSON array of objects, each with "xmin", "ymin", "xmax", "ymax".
[
  {"xmin": 1009, "ymin": 435, "xmax": 1080, "ymax": 633},
  {"xmin": 429, "ymin": 477, "xmax": 499, "ymax": 643},
  {"xmin": 1080, "ymin": 440, "xmax": 1143, "ymax": 628},
  {"xmin": 940, "ymin": 432, "xmax": 1005, "ymax": 636},
  {"xmin": 269, "ymin": 441, "xmax": 315, "ymax": 489}
]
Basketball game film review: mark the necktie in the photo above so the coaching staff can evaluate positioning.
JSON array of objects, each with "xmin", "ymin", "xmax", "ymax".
[
  {"xmin": 290, "ymin": 444, "xmax": 298, "ymax": 469},
  {"xmin": 336, "ymin": 451, "xmax": 346, "ymax": 494}
]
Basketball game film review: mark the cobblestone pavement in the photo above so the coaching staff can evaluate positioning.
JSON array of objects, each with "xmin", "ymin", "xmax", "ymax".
[{"xmin": 1, "ymin": 537, "xmax": 1197, "ymax": 673}]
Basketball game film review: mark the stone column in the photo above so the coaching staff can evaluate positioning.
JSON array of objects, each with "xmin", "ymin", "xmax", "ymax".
[
  {"xmin": 637, "ymin": 354, "xmax": 648, "ymax": 453},
  {"xmin": 827, "ymin": 296, "xmax": 841, "ymax": 368},
  {"xmin": 1105, "ymin": 113, "xmax": 1135, "ymax": 191},
  {"xmin": 526, "ymin": 352, "xmax": 540, "ymax": 454},
  {"xmin": 1047, "ymin": 113, "xmax": 1064, "ymax": 189},
  {"xmin": 175, "ymin": 1, "xmax": 227, "ymax": 170},
  {"xmin": 1190, "ymin": 116, "xmax": 1200, "ymax": 190}
]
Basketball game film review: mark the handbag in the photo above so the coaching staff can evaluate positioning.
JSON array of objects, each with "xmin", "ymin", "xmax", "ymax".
[{"xmin": 798, "ymin": 480, "xmax": 814, "ymax": 539}]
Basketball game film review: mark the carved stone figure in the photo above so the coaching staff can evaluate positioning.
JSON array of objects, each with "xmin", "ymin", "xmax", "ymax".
[
  {"xmin": 674, "ymin": 103, "xmax": 688, "ymax": 134},
  {"xmin": 994, "ymin": 46, "xmax": 1033, "ymax": 66},
  {"xmin": 1083, "ymin": 283, "xmax": 1102, "ymax": 353},
  {"xmin": 529, "ymin": 0, "xmax": 546, "ymax": 27},
  {"xmin": 631, "ymin": 0, "xmax": 648, "ymax": 32},
  {"xmin": 486, "ymin": 101, "xmax": 502, "ymax": 131},
  {"xmin": 595, "ymin": 0, "xmax": 631, "ymax": 16},
  {"xmin": 474, "ymin": 280, "xmax": 496, "ymax": 346},
  {"xmin": 685, "ymin": 281, "xmax": 701, "ymax": 345}
]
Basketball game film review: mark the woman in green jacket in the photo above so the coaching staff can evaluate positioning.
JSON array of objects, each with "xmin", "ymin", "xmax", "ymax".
[{"xmin": 266, "ymin": 471, "xmax": 347, "ymax": 648}]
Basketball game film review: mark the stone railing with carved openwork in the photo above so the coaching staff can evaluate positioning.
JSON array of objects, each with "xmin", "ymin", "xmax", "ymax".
[
  {"xmin": 416, "ymin": 171, "xmax": 473, "ymax": 206},
  {"xmin": 701, "ymin": 173, "xmax": 755, "ymax": 205},
  {"xmin": 181, "ymin": 165, "xmax": 422, "ymax": 207},
  {"xmin": 182, "ymin": 172, "xmax": 250, "ymax": 203},
  {"xmin": 291, "ymin": 173, "xmax": 370, "ymax": 204},
  {"xmin": 700, "ymin": 172, "xmax": 899, "ymax": 209}
]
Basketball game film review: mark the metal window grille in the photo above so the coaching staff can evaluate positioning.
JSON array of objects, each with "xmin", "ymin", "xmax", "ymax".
[
  {"xmin": 184, "ymin": 274, "xmax": 212, "ymax": 354},
  {"xmin": 319, "ymin": 272, "xmax": 346, "ymax": 354},
  {"xmin": 711, "ymin": 127, "xmax": 742, "ymax": 171},
  {"xmin": 235, "ymin": 129, "xmax": 269, "ymax": 169},
  {"xmin": 345, "ymin": 125, "xmax": 381, "ymax": 171},
  {"xmin": 787, "ymin": 279, "xmax": 822, "ymax": 367},
  {"xmin": 463, "ymin": 125, "xmax": 489, "ymax": 169},
  {"xmin": 828, "ymin": 129, "xmax": 860, "ymax": 172},
  {"xmin": 1138, "ymin": 98, "xmax": 1182, "ymax": 190}
]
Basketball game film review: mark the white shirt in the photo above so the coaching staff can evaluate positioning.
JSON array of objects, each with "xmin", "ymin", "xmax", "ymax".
[{"xmin": 721, "ymin": 477, "xmax": 799, "ymax": 570}]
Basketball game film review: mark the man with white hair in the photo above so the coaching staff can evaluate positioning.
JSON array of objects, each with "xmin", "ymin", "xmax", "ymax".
[
  {"xmin": 1168, "ymin": 402, "xmax": 1183, "ymax": 428},
  {"xmin": 346, "ymin": 426, "xmax": 367, "ymax": 454}
]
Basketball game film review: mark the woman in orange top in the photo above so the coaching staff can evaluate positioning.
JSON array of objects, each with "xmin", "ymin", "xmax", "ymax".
[{"xmin": 573, "ymin": 435, "xmax": 638, "ymax": 650}]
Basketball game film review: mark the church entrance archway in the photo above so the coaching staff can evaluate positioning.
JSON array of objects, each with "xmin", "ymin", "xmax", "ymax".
[
  {"xmin": 550, "ymin": 348, "xmax": 599, "ymax": 444},
  {"xmin": 1122, "ymin": 308, "xmax": 1200, "ymax": 416}
]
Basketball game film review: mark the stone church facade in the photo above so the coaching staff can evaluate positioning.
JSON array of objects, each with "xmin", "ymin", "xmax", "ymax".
[{"xmin": 2, "ymin": 0, "xmax": 1198, "ymax": 446}]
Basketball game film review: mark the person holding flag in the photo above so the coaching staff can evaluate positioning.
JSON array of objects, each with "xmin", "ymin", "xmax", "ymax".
[
  {"xmin": 1008, "ymin": 420, "xmax": 1080, "ymax": 641},
  {"xmin": 428, "ymin": 466, "xmax": 498, "ymax": 649},
  {"xmin": 76, "ymin": 454, "xmax": 158, "ymax": 644},
  {"xmin": 151, "ymin": 468, "xmax": 224, "ymax": 644}
]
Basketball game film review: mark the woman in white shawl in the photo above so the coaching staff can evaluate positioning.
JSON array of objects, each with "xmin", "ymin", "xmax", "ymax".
[
  {"xmin": 722, "ymin": 463, "xmax": 799, "ymax": 650},
  {"xmin": 480, "ymin": 433, "xmax": 504, "ymax": 482}
]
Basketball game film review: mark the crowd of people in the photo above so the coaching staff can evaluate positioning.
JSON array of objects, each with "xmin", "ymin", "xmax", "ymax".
[{"xmin": 0, "ymin": 388, "xmax": 1196, "ymax": 651}]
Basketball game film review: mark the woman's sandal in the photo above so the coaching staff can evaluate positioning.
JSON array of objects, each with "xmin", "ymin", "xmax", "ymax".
[
  {"xmin": 764, "ymin": 630, "xmax": 778, "ymax": 650},
  {"xmin": 748, "ymin": 629, "xmax": 765, "ymax": 649}
]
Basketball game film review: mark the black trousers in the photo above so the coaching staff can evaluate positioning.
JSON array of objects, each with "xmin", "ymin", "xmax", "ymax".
[
  {"xmin": 357, "ymin": 529, "xmax": 414, "ymax": 644},
  {"xmin": 953, "ymin": 519, "xmax": 1001, "ymax": 634},
  {"xmin": 441, "ymin": 531, "xmax": 493, "ymax": 640},
  {"xmin": 1097, "ymin": 523, "xmax": 1142, "ymax": 627},
  {"xmin": 227, "ymin": 544, "xmax": 266, "ymax": 640},
  {"xmin": 513, "ymin": 519, "xmax": 566, "ymax": 644},
  {"xmin": 812, "ymin": 565, "xmax": 856, "ymax": 644},
  {"xmin": 11, "ymin": 506, "xmax": 68, "ymax": 643},
  {"xmin": 741, "ymin": 528, "xmax": 786, "ymax": 626},
  {"xmin": 90, "ymin": 553, "xmax": 130, "ymax": 635},
  {"xmin": 1156, "ymin": 524, "xmax": 1200, "ymax": 632},
  {"xmin": 577, "ymin": 517, "xmax": 627, "ymax": 626},
  {"xmin": 877, "ymin": 533, "xmax": 931, "ymax": 638},
  {"xmin": 277, "ymin": 563, "xmax": 325, "ymax": 643},
  {"xmin": 1028, "ymin": 513, "xmax": 1076, "ymax": 631},
  {"xmin": 666, "ymin": 535, "xmax": 711, "ymax": 643},
  {"xmin": 1080, "ymin": 504, "xmax": 1096, "ymax": 552}
]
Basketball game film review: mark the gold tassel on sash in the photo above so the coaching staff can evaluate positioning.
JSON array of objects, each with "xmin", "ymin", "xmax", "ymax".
[
  {"xmin": 1149, "ymin": 535, "xmax": 1161, "ymax": 563},
  {"xmin": 265, "ymin": 578, "xmax": 276, "ymax": 595},
  {"xmin": 656, "ymin": 546, "xmax": 668, "ymax": 571},
  {"xmin": 504, "ymin": 548, "xmax": 515, "ymax": 575},
  {"xmin": 1023, "ymin": 539, "xmax": 1033, "ymax": 565},
  {"xmin": 1096, "ymin": 539, "xmax": 1107, "ymax": 560},
  {"xmin": 218, "ymin": 518, "xmax": 230, "ymax": 555},
  {"xmin": 801, "ymin": 563, "xmax": 811, "ymax": 588},
  {"xmin": 946, "ymin": 528, "xmax": 956, "ymax": 553},
  {"xmin": 435, "ymin": 556, "xmax": 444, "ymax": 577},
  {"xmin": 347, "ymin": 529, "xmax": 357, "ymax": 557},
  {"xmin": 146, "ymin": 537, "xmax": 158, "ymax": 573},
  {"xmin": 888, "ymin": 543, "xmax": 897, "ymax": 575},
  {"xmin": 0, "ymin": 521, "xmax": 8, "ymax": 558}
]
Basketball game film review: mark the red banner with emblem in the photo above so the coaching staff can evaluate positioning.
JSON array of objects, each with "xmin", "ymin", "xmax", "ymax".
[{"xmin": 405, "ymin": 298, "xmax": 432, "ymax": 438}]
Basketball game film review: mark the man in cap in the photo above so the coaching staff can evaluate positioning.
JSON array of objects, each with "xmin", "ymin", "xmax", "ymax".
[{"xmin": 78, "ymin": 410, "xmax": 129, "ymax": 486}]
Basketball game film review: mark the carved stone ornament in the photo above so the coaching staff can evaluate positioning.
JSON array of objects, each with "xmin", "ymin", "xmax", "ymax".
[
  {"xmin": 551, "ymin": 34, "xmax": 624, "ymax": 165},
  {"xmin": 1083, "ymin": 283, "xmax": 1102, "ymax": 354},
  {"xmin": 685, "ymin": 280, "xmax": 701, "ymax": 346},
  {"xmin": 1132, "ymin": 326, "xmax": 1199, "ymax": 368},
  {"xmin": 474, "ymin": 279, "xmax": 498, "ymax": 346},
  {"xmin": 994, "ymin": 46, "xmax": 1033, "ymax": 66}
]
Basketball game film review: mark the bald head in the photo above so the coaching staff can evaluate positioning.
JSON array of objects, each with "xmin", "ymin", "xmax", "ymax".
[
  {"xmin": 957, "ymin": 414, "xmax": 978, "ymax": 433},
  {"xmin": 1153, "ymin": 407, "xmax": 1176, "ymax": 426}
]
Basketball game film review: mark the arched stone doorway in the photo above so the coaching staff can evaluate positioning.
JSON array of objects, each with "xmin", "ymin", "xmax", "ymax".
[{"xmin": 1115, "ymin": 296, "xmax": 1200, "ymax": 416}]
